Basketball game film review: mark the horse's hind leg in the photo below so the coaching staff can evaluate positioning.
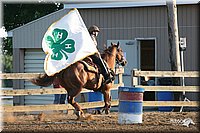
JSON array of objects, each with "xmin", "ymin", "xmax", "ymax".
[
  {"xmin": 67, "ymin": 95, "xmax": 85, "ymax": 119},
  {"xmin": 102, "ymin": 89, "xmax": 111, "ymax": 114}
]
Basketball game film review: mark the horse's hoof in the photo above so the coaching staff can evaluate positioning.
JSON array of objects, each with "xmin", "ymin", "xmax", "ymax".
[
  {"xmin": 97, "ymin": 110, "xmax": 102, "ymax": 114},
  {"xmin": 75, "ymin": 110, "xmax": 85, "ymax": 120},
  {"xmin": 105, "ymin": 110, "xmax": 109, "ymax": 114},
  {"xmin": 91, "ymin": 110, "xmax": 97, "ymax": 115},
  {"xmin": 101, "ymin": 108, "xmax": 110, "ymax": 114},
  {"xmin": 105, "ymin": 109, "xmax": 110, "ymax": 114},
  {"xmin": 92, "ymin": 110, "xmax": 102, "ymax": 115}
]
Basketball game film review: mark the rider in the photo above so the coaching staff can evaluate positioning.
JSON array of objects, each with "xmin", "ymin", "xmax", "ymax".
[{"xmin": 88, "ymin": 25, "xmax": 115, "ymax": 84}]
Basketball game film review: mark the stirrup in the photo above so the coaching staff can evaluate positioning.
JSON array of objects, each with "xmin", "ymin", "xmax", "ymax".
[
  {"xmin": 109, "ymin": 69, "xmax": 115, "ymax": 76},
  {"xmin": 103, "ymin": 74, "xmax": 115, "ymax": 85},
  {"xmin": 109, "ymin": 70, "xmax": 115, "ymax": 81},
  {"xmin": 103, "ymin": 78, "xmax": 112, "ymax": 85}
]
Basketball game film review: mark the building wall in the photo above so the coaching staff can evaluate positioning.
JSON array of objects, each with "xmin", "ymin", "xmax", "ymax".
[
  {"xmin": 13, "ymin": 4, "xmax": 199, "ymax": 72},
  {"xmin": 13, "ymin": 48, "xmax": 25, "ymax": 105},
  {"xmin": 12, "ymin": 8, "xmax": 71, "ymax": 49},
  {"xmin": 79, "ymin": 5, "xmax": 199, "ymax": 72},
  {"xmin": 12, "ymin": 4, "xmax": 199, "ymax": 104}
]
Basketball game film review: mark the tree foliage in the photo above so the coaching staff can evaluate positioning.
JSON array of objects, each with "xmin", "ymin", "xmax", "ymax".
[
  {"xmin": 3, "ymin": 4, "xmax": 63, "ymax": 56},
  {"xmin": 2, "ymin": 3, "xmax": 63, "ymax": 86},
  {"xmin": 4, "ymin": 4, "xmax": 63, "ymax": 31}
]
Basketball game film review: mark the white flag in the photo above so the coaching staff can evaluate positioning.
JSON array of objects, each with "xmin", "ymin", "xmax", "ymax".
[{"xmin": 42, "ymin": 8, "xmax": 98, "ymax": 76}]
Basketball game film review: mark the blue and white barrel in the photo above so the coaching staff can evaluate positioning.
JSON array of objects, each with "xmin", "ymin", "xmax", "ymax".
[{"xmin": 118, "ymin": 87, "xmax": 145, "ymax": 124}]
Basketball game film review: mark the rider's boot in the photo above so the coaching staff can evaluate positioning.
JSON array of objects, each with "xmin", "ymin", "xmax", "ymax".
[
  {"xmin": 103, "ymin": 69, "xmax": 115, "ymax": 85},
  {"xmin": 90, "ymin": 54, "xmax": 115, "ymax": 85}
]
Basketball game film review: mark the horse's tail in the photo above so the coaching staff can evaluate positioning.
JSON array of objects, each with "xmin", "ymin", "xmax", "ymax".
[{"xmin": 31, "ymin": 73, "xmax": 55, "ymax": 87}]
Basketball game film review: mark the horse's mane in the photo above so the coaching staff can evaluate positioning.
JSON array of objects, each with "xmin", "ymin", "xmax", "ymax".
[{"xmin": 101, "ymin": 45, "xmax": 113, "ymax": 58}]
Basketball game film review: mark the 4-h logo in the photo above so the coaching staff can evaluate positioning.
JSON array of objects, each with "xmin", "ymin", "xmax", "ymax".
[{"xmin": 45, "ymin": 28, "xmax": 75, "ymax": 60}]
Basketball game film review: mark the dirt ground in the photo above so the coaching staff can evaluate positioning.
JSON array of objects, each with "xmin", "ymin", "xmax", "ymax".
[{"xmin": 1, "ymin": 111, "xmax": 199, "ymax": 133}]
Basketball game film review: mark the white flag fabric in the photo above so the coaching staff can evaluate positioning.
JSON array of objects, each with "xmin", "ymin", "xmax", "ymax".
[{"xmin": 42, "ymin": 8, "xmax": 98, "ymax": 76}]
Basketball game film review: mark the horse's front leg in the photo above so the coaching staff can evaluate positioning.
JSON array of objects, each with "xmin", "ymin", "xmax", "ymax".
[
  {"xmin": 67, "ymin": 95, "xmax": 85, "ymax": 119},
  {"xmin": 102, "ymin": 88, "xmax": 111, "ymax": 114}
]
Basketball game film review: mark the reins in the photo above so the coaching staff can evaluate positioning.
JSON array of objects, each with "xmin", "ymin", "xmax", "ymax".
[
  {"xmin": 102, "ymin": 46, "xmax": 125, "ymax": 66},
  {"xmin": 116, "ymin": 57, "xmax": 126, "ymax": 65},
  {"xmin": 104, "ymin": 50, "xmax": 115, "ymax": 57},
  {"xmin": 103, "ymin": 46, "xmax": 118, "ymax": 57}
]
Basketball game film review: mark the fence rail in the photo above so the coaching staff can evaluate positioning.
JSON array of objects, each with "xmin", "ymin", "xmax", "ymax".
[
  {"xmin": 2, "ymin": 100, "xmax": 199, "ymax": 113},
  {"xmin": 135, "ymin": 86, "xmax": 199, "ymax": 92},
  {"xmin": 2, "ymin": 84, "xmax": 123, "ymax": 96},
  {"xmin": 0, "ymin": 73, "xmax": 43, "ymax": 79},
  {"xmin": 0, "ymin": 67, "xmax": 124, "ymax": 79},
  {"xmin": 132, "ymin": 70, "xmax": 199, "ymax": 77},
  {"xmin": 2, "ymin": 84, "xmax": 198, "ymax": 97}
]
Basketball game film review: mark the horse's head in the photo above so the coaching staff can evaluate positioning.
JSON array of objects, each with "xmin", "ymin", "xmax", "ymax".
[
  {"xmin": 110, "ymin": 42, "xmax": 127, "ymax": 66},
  {"xmin": 115, "ymin": 42, "xmax": 127, "ymax": 66}
]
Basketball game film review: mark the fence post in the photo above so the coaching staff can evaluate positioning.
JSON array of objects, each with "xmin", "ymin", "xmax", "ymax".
[
  {"xmin": 131, "ymin": 69, "xmax": 138, "ymax": 86},
  {"xmin": 118, "ymin": 67, "xmax": 123, "ymax": 84}
]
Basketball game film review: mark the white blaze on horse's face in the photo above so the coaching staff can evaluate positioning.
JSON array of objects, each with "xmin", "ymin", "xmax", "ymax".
[{"xmin": 116, "ymin": 47, "xmax": 127, "ymax": 66}]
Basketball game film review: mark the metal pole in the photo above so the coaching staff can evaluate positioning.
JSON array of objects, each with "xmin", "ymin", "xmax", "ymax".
[
  {"xmin": 181, "ymin": 50, "xmax": 185, "ymax": 87},
  {"xmin": 179, "ymin": 47, "xmax": 190, "ymax": 112}
]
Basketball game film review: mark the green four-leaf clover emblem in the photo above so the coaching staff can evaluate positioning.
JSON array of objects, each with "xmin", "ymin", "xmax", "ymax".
[{"xmin": 45, "ymin": 28, "xmax": 75, "ymax": 60}]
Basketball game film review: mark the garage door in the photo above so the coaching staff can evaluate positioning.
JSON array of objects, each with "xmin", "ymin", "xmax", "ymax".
[{"xmin": 24, "ymin": 49, "xmax": 55, "ymax": 105}]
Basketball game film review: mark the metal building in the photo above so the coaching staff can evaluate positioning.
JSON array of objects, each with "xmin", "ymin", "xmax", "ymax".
[{"xmin": 10, "ymin": 1, "xmax": 199, "ymax": 105}]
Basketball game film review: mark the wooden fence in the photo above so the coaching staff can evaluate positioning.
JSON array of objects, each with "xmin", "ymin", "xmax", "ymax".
[
  {"xmin": 0, "ymin": 67, "xmax": 124, "ymax": 113},
  {"xmin": 131, "ymin": 69, "xmax": 199, "ymax": 107},
  {"xmin": 1, "ymin": 68, "xmax": 199, "ymax": 113}
]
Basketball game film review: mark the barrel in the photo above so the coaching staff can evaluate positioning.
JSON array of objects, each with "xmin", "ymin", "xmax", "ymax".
[
  {"xmin": 87, "ymin": 91, "xmax": 103, "ymax": 113},
  {"xmin": 118, "ymin": 87, "xmax": 145, "ymax": 124},
  {"xmin": 88, "ymin": 91, "xmax": 103, "ymax": 102},
  {"xmin": 157, "ymin": 92, "xmax": 173, "ymax": 111}
]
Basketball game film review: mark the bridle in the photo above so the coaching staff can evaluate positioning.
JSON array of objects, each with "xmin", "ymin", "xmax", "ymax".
[
  {"xmin": 104, "ymin": 46, "xmax": 126, "ymax": 66},
  {"xmin": 116, "ymin": 56, "xmax": 126, "ymax": 65}
]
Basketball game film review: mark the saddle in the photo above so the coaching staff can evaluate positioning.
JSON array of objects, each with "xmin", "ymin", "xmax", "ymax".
[{"xmin": 78, "ymin": 57, "xmax": 98, "ymax": 73}]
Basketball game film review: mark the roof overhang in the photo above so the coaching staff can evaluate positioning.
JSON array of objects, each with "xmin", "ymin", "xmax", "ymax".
[
  {"xmin": 63, "ymin": 0, "xmax": 199, "ymax": 9},
  {"xmin": 7, "ymin": 31, "xmax": 13, "ymax": 37}
]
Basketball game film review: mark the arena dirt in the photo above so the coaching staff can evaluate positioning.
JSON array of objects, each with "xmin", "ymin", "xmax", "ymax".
[{"xmin": 2, "ymin": 111, "xmax": 199, "ymax": 133}]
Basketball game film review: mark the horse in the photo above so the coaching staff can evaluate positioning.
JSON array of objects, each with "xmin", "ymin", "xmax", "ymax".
[{"xmin": 31, "ymin": 42, "xmax": 127, "ymax": 119}]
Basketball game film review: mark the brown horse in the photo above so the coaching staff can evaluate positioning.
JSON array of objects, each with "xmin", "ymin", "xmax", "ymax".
[{"xmin": 31, "ymin": 42, "xmax": 127, "ymax": 119}]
